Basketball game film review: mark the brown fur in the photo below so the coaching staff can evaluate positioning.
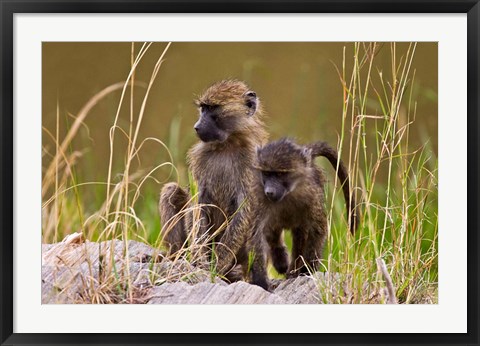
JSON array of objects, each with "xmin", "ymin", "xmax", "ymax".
[
  {"xmin": 159, "ymin": 183, "xmax": 191, "ymax": 255},
  {"xmin": 253, "ymin": 138, "xmax": 358, "ymax": 277},
  {"xmin": 159, "ymin": 80, "xmax": 269, "ymax": 290}
]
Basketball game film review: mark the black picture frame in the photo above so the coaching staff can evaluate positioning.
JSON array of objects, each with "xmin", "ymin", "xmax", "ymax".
[{"xmin": 1, "ymin": 1, "xmax": 479, "ymax": 345}]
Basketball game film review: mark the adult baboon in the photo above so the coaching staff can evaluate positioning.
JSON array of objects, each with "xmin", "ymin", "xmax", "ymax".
[{"xmin": 159, "ymin": 80, "xmax": 269, "ymax": 290}]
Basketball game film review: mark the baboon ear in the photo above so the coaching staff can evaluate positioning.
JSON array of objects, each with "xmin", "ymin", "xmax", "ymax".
[
  {"xmin": 301, "ymin": 147, "xmax": 312, "ymax": 165},
  {"xmin": 244, "ymin": 90, "xmax": 258, "ymax": 116}
]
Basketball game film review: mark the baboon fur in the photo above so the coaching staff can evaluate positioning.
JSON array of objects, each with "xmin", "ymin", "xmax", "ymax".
[
  {"xmin": 159, "ymin": 80, "xmax": 269, "ymax": 290},
  {"xmin": 159, "ymin": 183, "xmax": 191, "ymax": 255},
  {"xmin": 253, "ymin": 138, "xmax": 359, "ymax": 278}
]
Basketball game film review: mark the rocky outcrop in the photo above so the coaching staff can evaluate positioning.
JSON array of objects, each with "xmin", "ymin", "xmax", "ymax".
[
  {"xmin": 41, "ymin": 238, "xmax": 340, "ymax": 304},
  {"xmin": 146, "ymin": 275, "xmax": 326, "ymax": 304}
]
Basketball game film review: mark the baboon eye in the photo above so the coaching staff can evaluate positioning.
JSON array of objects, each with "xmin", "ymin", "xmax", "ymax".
[
  {"xmin": 246, "ymin": 91, "xmax": 256, "ymax": 98},
  {"xmin": 268, "ymin": 171, "xmax": 287, "ymax": 179},
  {"xmin": 200, "ymin": 104, "xmax": 217, "ymax": 113},
  {"xmin": 263, "ymin": 171, "xmax": 280, "ymax": 178}
]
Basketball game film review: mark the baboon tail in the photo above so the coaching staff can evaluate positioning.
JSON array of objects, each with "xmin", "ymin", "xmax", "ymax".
[{"xmin": 307, "ymin": 141, "xmax": 359, "ymax": 234}]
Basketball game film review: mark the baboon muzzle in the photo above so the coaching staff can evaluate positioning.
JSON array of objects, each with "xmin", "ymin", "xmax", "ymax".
[
  {"xmin": 264, "ymin": 186, "xmax": 283, "ymax": 202},
  {"xmin": 194, "ymin": 119, "xmax": 220, "ymax": 143}
]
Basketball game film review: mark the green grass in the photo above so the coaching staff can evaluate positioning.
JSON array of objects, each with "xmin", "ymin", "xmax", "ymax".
[{"xmin": 42, "ymin": 42, "xmax": 437, "ymax": 304}]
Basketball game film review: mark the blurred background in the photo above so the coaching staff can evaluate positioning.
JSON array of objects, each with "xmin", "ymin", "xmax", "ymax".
[{"xmin": 42, "ymin": 42, "xmax": 437, "ymax": 241}]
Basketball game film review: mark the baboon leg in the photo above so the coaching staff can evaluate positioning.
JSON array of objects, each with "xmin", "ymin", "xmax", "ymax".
[
  {"xmin": 222, "ymin": 244, "xmax": 247, "ymax": 284},
  {"xmin": 159, "ymin": 183, "xmax": 191, "ymax": 255},
  {"xmin": 266, "ymin": 228, "xmax": 289, "ymax": 275},
  {"xmin": 240, "ymin": 226, "xmax": 270, "ymax": 291},
  {"xmin": 250, "ymin": 254, "xmax": 270, "ymax": 291},
  {"xmin": 289, "ymin": 224, "xmax": 327, "ymax": 277},
  {"xmin": 300, "ymin": 235, "xmax": 323, "ymax": 276},
  {"xmin": 302, "ymin": 219, "xmax": 328, "ymax": 274},
  {"xmin": 223, "ymin": 264, "xmax": 244, "ymax": 284},
  {"xmin": 287, "ymin": 229, "xmax": 307, "ymax": 278},
  {"xmin": 248, "ymin": 246, "xmax": 270, "ymax": 291}
]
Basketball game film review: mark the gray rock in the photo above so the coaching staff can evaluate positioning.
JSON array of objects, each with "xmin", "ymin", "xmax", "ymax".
[
  {"xmin": 274, "ymin": 275, "xmax": 322, "ymax": 304},
  {"xmin": 148, "ymin": 281, "xmax": 285, "ymax": 304},
  {"xmin": 41, "ymin": 239, "xmax": 333, "ymax": 304}
]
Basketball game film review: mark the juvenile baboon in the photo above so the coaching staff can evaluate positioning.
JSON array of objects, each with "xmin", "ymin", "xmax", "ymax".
[
  {"xmin": 253, "ymin": 138, "xmax": 359, "ymax": 278},
  {"xmin": 159, "ymin": 79, "xmax": 269, "ymax": 290}
]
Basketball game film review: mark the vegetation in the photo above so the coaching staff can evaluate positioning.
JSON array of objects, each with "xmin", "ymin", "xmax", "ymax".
[{"xmin": 42, "ymin": 42, "xmax": 437, "ymax": 304}]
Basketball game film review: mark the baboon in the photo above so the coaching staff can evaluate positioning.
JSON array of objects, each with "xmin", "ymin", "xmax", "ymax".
[
  {"xmin": 159, "ymin": 80, "xmax": 269, "ymax": 290},
  {"xmin": 253, "ymin": 138, "xmax": 359, "ymax": 278}
]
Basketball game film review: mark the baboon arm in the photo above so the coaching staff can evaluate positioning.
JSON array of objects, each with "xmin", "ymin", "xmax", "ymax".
[{"xmin": 215, "ymin": 205, "xmax": 250, "ymax": 274}]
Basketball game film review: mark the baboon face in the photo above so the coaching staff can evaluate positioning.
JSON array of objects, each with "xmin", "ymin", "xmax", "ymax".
[
  {"xmin": 194, "ymin": 80, "xmax": 259, "ymax": 143},
  {"xmin": 256, "ymin": 138, "xmax": 312, "ymax": 203},
  {"xmin": 260, "ymin": 171, "xmax": 295, "ymax": 202}
]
